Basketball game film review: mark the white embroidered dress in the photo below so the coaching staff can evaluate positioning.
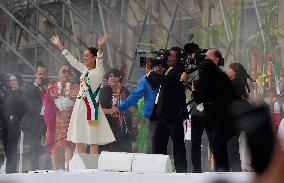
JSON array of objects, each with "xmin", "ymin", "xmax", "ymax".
[{"xmin": 62, "ymin": 49, "xmax": 115, "ymax": 145}]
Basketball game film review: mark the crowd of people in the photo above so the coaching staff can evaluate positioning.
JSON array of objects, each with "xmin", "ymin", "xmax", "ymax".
[{"xmin": 0, "ymin": 34, "xmax": 283, "ymax": 178}]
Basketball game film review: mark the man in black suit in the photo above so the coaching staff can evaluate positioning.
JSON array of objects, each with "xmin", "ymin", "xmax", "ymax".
[
  {"xmin": 192, "ymin": 48, "xmax": 240, "ymax": 172},
  {"xmin": 23, "ymin": 64, "xmax": 50, "ymax": 170},
  {"xmin": 146, "ymin": 47, "xmax": 188, "ymax": 173}
]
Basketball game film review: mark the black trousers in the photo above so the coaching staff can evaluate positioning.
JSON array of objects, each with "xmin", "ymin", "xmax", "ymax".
[
  {"xmin": 209, "ymin": 114, "xmax": 236, "ymax": 172},
  {"xmin": 190, "ymin": 115, "xmax": 212, "ymax": 173},
  {"xmin": 5, "ymin": 121, "xmax": 21, "ymax": 174},
  {"xmin": 210, "ymin": 127, "xmax": 229, "ymax": 171},
  {"xmin": 146, "ymin": 119, "xmax": 157, "ymax": 154},
  {"xmin": 29, "ymin": 115, "xmax": 50, "ymax": 170},
  {"xmin": 152, "ymin": 118, "xmax": 187, "ymax": 173},
  {"xmin": 227, "ymin": 133, "xmax": 241, "ymax": 171}
]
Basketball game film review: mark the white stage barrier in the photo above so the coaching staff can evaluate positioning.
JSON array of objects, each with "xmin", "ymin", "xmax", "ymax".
[
  {"xmin": 132, "ymin": 153, "xmax": 172, "ymax": 173},
  {"xmin": 97, "ymin": 152, "xmax": 172, "ymax": 173},
  {"xmin": 69, "ymin": 153, "xmax": 100, "ymax": 171},
  {"xmin": 0, "ymin": 171, "xmax": 254, "ymax": 183},
  {"xmin": 98, "ymin": 151, "xmax": 134, "ymax": 172}
]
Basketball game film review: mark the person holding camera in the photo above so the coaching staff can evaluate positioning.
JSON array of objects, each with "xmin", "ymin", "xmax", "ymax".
[
  {"xmin": 23, "ymin": 64, "xmax": 51, "ymax": 170},
  {"xmin": 145, "ymin": 47, "xmax": 188, "ymax": 173},
  {"xmin": 115, "ymin": 59, "xmax": 164, "ymax": 153},
  {"xmin": 192, "ymin": 48, "xmax": 239, "ymax": 172},
  {"xmin": 3, "ymin": 74, "xmax": 27, "ymax": 173}
]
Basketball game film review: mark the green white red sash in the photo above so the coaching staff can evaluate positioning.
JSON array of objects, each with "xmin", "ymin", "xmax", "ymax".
[{"xmin": 83, "ymin": 83, "xmax": 101, "ymax": 125}]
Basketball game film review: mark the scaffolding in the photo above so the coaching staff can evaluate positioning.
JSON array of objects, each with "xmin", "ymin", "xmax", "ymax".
[
  {"xmin": 0, "ymin": 0, "xmax": 271, "ymax": 83},
  {"xmin": 0, "ymin": 0, "xmax": 207, "ymax": 83}
]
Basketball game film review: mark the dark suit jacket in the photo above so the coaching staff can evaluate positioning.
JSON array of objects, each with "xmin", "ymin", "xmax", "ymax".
[
  {"xmin": 192, "ymin": 60, "xmax": 240, "ymax": 129},
  {"xmin": 22, "ymin": 83, "xmax": 44, "ymax": 131},
  {"xmin": 146, "ymin": 63, "xmax": 187, "ymax": 120}
]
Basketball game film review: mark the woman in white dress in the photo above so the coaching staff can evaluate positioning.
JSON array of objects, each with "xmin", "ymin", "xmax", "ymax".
[{"xmin": 51, "ymin": 34, "xmax": 115, "ymax": 154}]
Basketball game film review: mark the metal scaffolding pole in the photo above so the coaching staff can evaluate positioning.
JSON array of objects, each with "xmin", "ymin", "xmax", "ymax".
[
  {"xmin": 90, "ymin": 0, "xmax": 94, "ymax": 44},
  {"xmin": 34, "ymin": 0, "xmax": 39, "ymax": 67},
  {"xmin": 61, "ymin": 0, "xmax": 142, "ymax": 70},
  {"xmin": 128, "ymin": 1, "xmax": 139, "ymax": 22},
  {"xmin": 32, "ymin": 2, "xmax": 89, "ymax": 49},
  {"xmin": 171, "ymin": 0, "xmax": 205, "ymax": 31},
  {"xmin": 166, "ymin": 5, "xmax": 179, "ymax": 47},
  {"xmin": 61, "ymin": 3, "xmax": 65, "ymax": 43},
  {"xmin": 27, "ymin": 0, "xmax": 86, "ymax": 52},
  {"xmin": 16, "ymin": 2, "xmax": 29, "ymax": 50},
  {"xmin": 0, "ymin": 36, "xmax": 35, "ymax": 70},
  {"xmin": 128, "ymin": 3, "xmax": 151, "ymax": 80},
  {"xmin": 253, "ymin": 0, "xmax": 266, "ymax": 53},
  {"xmin": 218, "ymin": 0, "xmax": 231, "ymax": 42},
  {"xmin": 13, "ymin": 7, "xmax": 79, "ymax": 57},
  {"xmin": 96, "ymin": 0, "xmax": 141, "ymax": 37},
  {"xmin": 67, "ymin": 0, "xmax": 81, "ymax": 62},
  {"xmin": 98, "ymin": 2, "xmax": 113, "ymax": 67},
  {"xmin": 132, "ymin": 0, "xmax": 183, "ymax": 46},
  {"xmin": 0, "ymin": 3, "xmax": 63, "ymax": 64},
  {"xmin": 160, "ymin": 0, "xmax": 172, "ymax": 17}
]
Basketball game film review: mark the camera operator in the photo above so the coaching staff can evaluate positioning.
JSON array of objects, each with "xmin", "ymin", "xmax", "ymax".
[
  {"xmin": 190, "ymin": 81, "xmax": 213, "ymax": 173},
  {"xmin": 192, "ymin": 48, "xmax": 240, "ymax": 172},
  {"xmin": 145, "ymin": 47, "xmax": 188, "ymax": 173}
]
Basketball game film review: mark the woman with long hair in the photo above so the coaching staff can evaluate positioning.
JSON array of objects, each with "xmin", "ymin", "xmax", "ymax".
[
  {"xmin": 51, "ymin": 34, "xmax": 115, "ymax": 154},
  {"xmin": 226, "ymin": 62, "xmax": 255, "ymax": 172}
]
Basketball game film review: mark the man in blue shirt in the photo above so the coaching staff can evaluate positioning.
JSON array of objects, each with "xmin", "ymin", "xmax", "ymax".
[{"xmin": 116, "ymin": 64, "xmax": 164, "ymax": 153}]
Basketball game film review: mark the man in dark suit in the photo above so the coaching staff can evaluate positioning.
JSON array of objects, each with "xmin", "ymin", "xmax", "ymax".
[
  {"xmin": 23, "ymin": 64, "xmax": 50, "ymax": 170},
  {"xmin": 145, "ymin": 47, "xmax": 188, "ymax": 173},
  {"xmin": 192, "ymin": 49, "xmax": 240, "ymax": 172}
]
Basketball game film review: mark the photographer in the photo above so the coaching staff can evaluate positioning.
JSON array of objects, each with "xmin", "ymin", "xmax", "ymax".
[
  {"xmin": 145, "ymin": 47, "xmax": 188, "ymax": 173},
  {"xmin": 192, "ymin": 48, "xmax": 239, "ymax": 172},
  {"xmin": 3, "ymin": 74, "xmax": 27, "ymax": 173}
]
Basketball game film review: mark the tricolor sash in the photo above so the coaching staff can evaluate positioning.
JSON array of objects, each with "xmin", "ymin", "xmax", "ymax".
[{"xmin": 84, "ymin": 83, "xmax": 101, "ymax": 126}]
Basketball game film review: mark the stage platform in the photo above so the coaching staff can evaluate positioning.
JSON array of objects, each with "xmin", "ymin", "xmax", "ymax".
[{"xmin": 0, "ymin": 170, "xmax": 254, "ymax": 183}]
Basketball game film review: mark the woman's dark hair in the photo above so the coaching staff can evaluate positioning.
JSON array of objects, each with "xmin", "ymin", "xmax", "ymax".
[
  {"xmin": 87, "ymin": 47, "xmax": 98, "ymax": 57},
  {"xmin": 229, "ymin": 62, "xmax": 254, "ymax": 99},
  {"xmin": 105, "ymin": 68, "xmax": 122, "ymax": 81}
]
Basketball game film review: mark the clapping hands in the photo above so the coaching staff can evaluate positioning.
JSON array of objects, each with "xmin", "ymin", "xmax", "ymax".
[{"xmin": 110, "ymin": 106, "xmax": 121, "ymax": 118}]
